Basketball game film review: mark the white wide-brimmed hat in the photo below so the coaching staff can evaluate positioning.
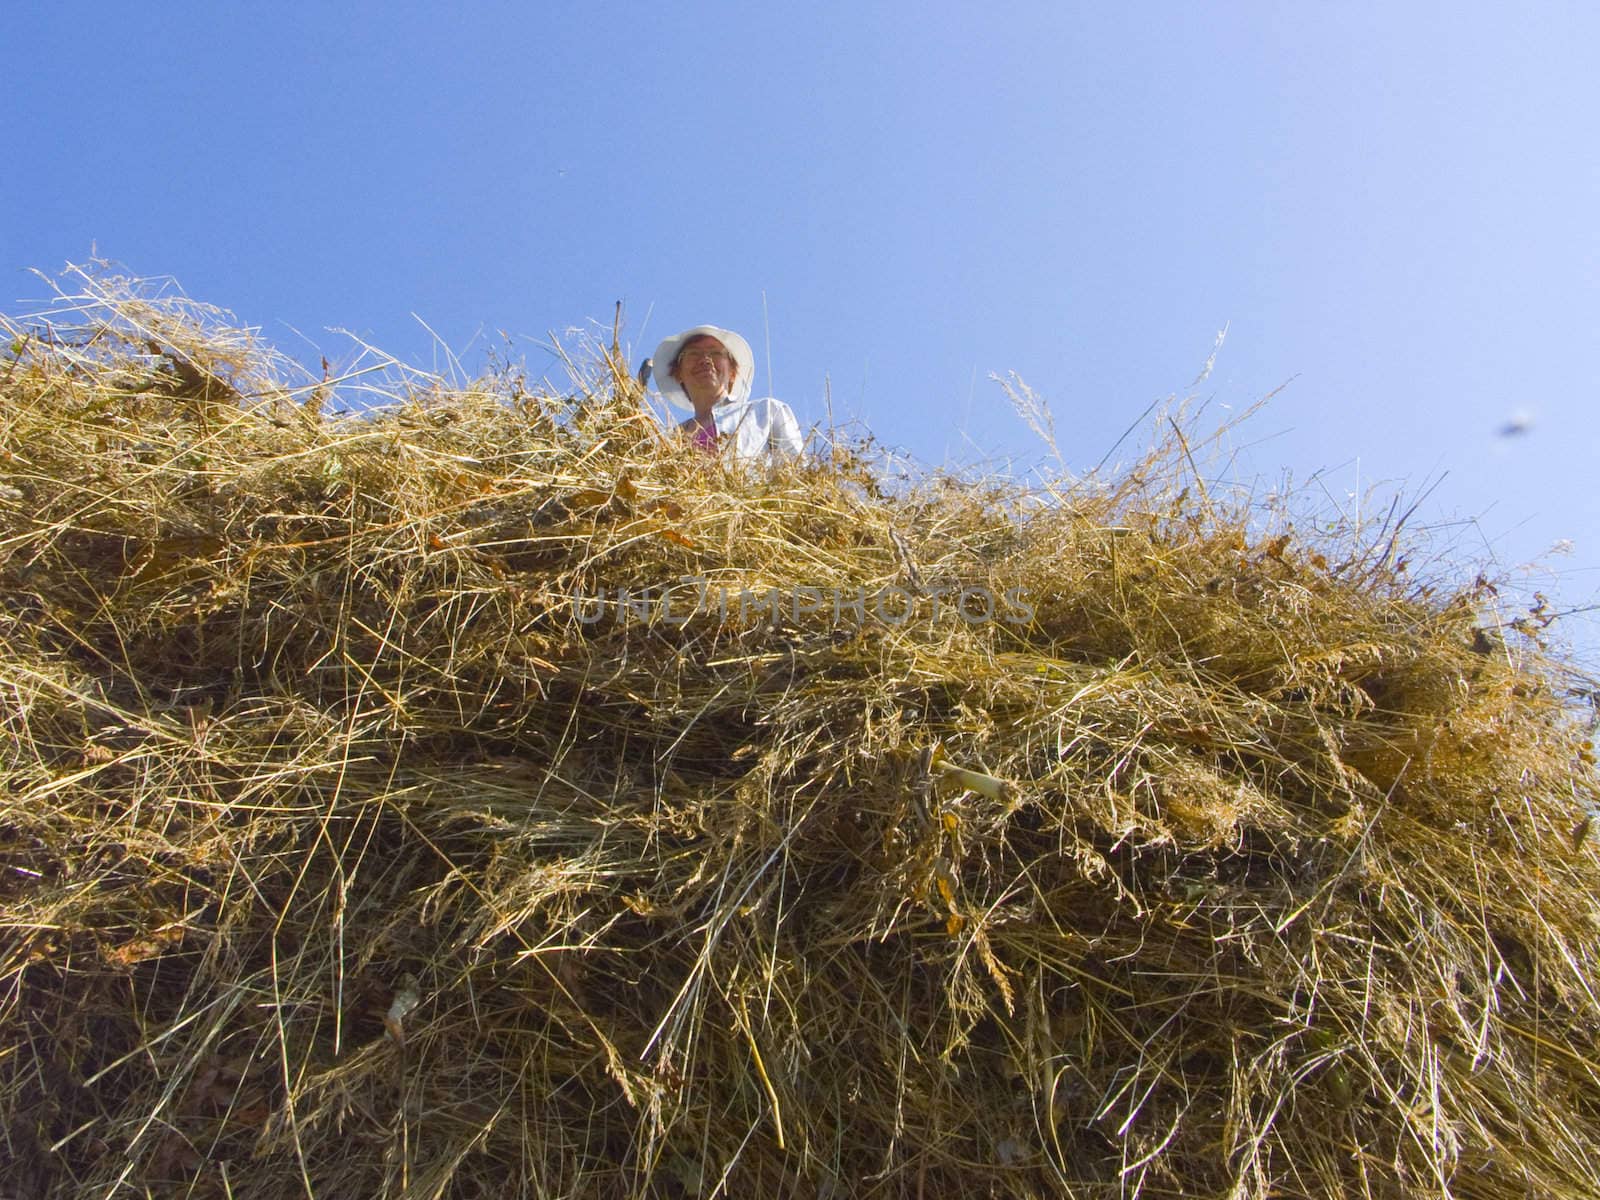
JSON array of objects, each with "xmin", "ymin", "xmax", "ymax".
[{"xmin": 650, "ymin": 325, "xmax": 755, "ymax": 410}]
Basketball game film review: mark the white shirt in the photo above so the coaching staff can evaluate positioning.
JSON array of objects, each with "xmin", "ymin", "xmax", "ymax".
[{"xmin": 709, "ymin": 395, "xmax": 804, "ymax": 462}]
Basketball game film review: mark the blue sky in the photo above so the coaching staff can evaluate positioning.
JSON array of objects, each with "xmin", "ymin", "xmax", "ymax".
[{"xmin": 6, "ymin": 2, "xmax": 1598, "ymax": 659}]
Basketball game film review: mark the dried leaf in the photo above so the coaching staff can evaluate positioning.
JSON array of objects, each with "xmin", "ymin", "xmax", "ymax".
[
  {"xmin": 103, "ymin": 925, "xmax": 183, "ymax": 967},
  {"xmin": 383, "ymin": 973, "xmax": 421, "ymax": 1045}
]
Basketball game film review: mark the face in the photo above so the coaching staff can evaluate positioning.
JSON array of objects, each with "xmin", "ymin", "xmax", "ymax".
[{"xmin": 671, "ymin": 335, "xmax": 737, "ymax": 404}]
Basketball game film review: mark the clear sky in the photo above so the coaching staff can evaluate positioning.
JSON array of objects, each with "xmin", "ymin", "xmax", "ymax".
[{"xmin": 6, "ymin": 2, "xmax": 1598, "ymax": 661}]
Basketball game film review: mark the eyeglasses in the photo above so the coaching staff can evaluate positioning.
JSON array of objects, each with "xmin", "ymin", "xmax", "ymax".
[{"xmin": 678, "ymin": 348, "xmax": 731, "ymax": 365}]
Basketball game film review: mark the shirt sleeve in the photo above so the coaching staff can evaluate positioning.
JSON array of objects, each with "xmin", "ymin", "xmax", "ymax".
[{"xmin": 767, "ymin": 400, "xmax": 804, "ymax": 458}]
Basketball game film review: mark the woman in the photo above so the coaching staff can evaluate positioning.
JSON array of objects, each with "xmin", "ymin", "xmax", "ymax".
[{"xmin": 650, "ymin": 325, "xmax": 803, "ymax": 461}]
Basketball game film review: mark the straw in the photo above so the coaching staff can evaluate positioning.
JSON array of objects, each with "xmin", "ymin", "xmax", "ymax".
[{"xmin": 3, "ymin": 264, "xmax": 1598, "ymax": 1199}]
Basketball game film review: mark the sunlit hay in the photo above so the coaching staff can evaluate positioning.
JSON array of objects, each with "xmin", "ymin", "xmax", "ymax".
[{"xmin": 3, "ymin": 264, "xmax": 1600, "ymax": 1199}]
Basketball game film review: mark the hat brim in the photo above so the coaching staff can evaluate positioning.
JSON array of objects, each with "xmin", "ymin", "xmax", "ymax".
[{"xmin": 650, "ymin": 326, "xmax": 755, "ymax": 411}]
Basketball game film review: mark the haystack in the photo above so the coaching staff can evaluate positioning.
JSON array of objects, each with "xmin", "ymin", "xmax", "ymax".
[{"xmin": 3, "ymin": 266, "xmax": 1599, "ymax": 1199}]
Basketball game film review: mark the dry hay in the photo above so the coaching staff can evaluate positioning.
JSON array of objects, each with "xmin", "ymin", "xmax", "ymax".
[{"xmin": 3, "ymin": 266, "xmax": 1599, "ymax": 1199}]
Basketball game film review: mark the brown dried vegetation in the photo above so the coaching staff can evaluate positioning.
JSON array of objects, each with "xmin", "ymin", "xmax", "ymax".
[{"xmin": 3, "ymin": 267, "xmax": 1599, "ymax": 1198}]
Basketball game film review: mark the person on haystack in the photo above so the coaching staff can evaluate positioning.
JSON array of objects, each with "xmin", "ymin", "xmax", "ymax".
[{"xmin": 645, "ymin": 325, "xmax": 804, "ymax": 462}]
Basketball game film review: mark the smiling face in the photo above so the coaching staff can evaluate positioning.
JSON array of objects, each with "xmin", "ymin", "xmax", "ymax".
[{"xmin": 670, "ymin": 335, "xmax": 738, "ymax": 410}]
